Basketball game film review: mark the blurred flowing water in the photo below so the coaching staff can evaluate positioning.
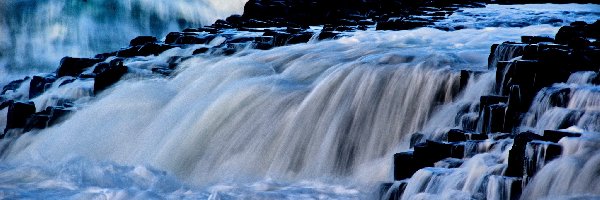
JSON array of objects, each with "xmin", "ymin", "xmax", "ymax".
[{"xmin": 0, "ymin": 3, "xmax": 599, "ymax": 200}]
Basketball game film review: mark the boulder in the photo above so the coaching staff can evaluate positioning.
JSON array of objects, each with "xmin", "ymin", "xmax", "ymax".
[
  {"xmin": 129, "ymin": 36, "xmax": 157, "ymax": 46},
  {"xmin": 29, "ymin": 75, "xmax": 56, "ymax": 99},
  {"xmin": 56, "ymin": 57, "xmax": 102, "ymax": 77},
  {"xmin": 117, "ymin": 43, "xmax": 176, "ymax": 57},
  {"xmin": 318, "ymin": 31, "xmax": 340, "ymax": 40},
  {"xmin": 447, "ymin": 129, "xmax": 467, "ymax": 142},
  {"xmin": 4, "ymin": 101, "xmax": 36, "ymax": 134},
  {"xmin": 555, "ymin": 26, "xmax": 584, "ymax": 45},
  {"xmin": 165, "ymin": 32, "xmax": 184, "ymax": 44},
  {"xmin": 521, "ymin": 36, "xmax": 554, "ymax": 44},
  {"xmin": 393, "ymin": 152, "xmax": 418, "ymax": 180},
  {"xmin": 94, "ymin": 61, "xmax": 128, "ymax": 94},
  {"xmin": 288, "ymin": 32, "xmax": 313, "ymax": 44},
  {"xmin": 138, "ymin": 43, "xmax": 177, "ymax": 56}
]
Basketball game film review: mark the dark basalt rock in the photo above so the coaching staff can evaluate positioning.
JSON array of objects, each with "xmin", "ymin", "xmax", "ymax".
[
  {"xmin": 447, "ymin": 129, "xmax": 468, "ymax": 142},
  {"xmin": 543, "ymin": 130, "xmax": 582, "ymax": 143},
  {"xmin": 414, "ymin": 140, "xmax": 452, "ymax": 164},
  {"xmin": 447, "ymin": 129, "xmax": 487, "ymax": 142},
  {"xmin": 175, "ymin": 35, "xmax": 217, "ymax": 45},
  {"xmin": 524, "ymin": 141, "xmax": 562, "ymax": 181},
  {"xmin": 138, "ymin": 43, "xmax": 177, "ymax": 56},
  {"xmin": 29, "ymin": 75, "xmax": 56, "ymax": 99},
  {"xmin": 554, "ymin": 22, "xmax": 588, "ymax": 45},
  {"xmin": 505, "ymin": 131, "xmax": 544, "ymax": 177},
  {"xmin": 483, "ymin": 103, "xmax": 507, "ymax": 134},
  {"xmin": 56, "ymin": 57, "xmax": 102, "ymax": 77},
  {"xmin": 94, "ymin": 52, "xmax": 117, "ymax": 60},
  {"xmin": 521, "ymin": 36, "xmax": 554, "ymax": 44},
  {"xmin": 94, "ymin": 61, "xmax": 128, "ymax": 94},
  {"xmin": 499, "ymin": 59, "xmax": 575, "ymax": 106},
  {"xmin": 394, "ymin": 140, "xmax": 465, "ymax": 180},
  {"xmin": 504, "ymin": 85, "xmax": 523, "ymax": 132},
  {"xmin": 2, "ymin": 77, "xmax": 29, "ymax": 95},
  {"xmin": 193, "ymin": 47, "xmax": 210, "ymax": 55},
  {"xmin": 165, "ymin": 32, "xmax": 184, "ymax": 44},
  {"xmin": 385, "ymin": 21, "xmax": 600, "ymax": 200},
  {"xmin": 318, "ymin": 31, "xmax": 340, "ymax": 40},
  {"xmin": 58, "ymin": 77, "xmax": 76, "ymax": 87},
  {"xmin": 117, "ymin": 43, "xmax": 177, "ymax": 57},
  {"xmin": 393, "ymin": 152, "xmax": 418, "ymax": 180},
  {"xmin": 459, "ymin": 70, "xmax": 470, "ymax": 91},
  {"xmin": 0, "ymin": 100, "xmax": 13, "ymax": 110},
  {"xmin": 130, "ymin": 36, "xmax": 158, "ymax": 46},
  {"xmin": 479, "ymin": 95, "xmax": 508, "ymax": 112},
  {"xmin": 24, "ymin": 106, "xmax": 72, "ymax": 132},
  {"xmin": 4, "ymin": 101, "xmax": 36, "ymax": 134},
  {"xmin": 288, "ymin": 32, "xmax": 313, "ymax": 44},
  {"xmin": 376, "ymin": 19, "xmax": 430, "ymax": 31}
]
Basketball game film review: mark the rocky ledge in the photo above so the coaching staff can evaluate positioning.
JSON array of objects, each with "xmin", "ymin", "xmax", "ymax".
[{"xmin": 381, "ymin": 20, "xmax": 600, "ymax": 200}]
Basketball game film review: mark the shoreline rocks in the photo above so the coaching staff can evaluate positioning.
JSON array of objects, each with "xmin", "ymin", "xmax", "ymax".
[{"xmin": 383, "ymin": 20, "xmax": 599, "ymax": 199}]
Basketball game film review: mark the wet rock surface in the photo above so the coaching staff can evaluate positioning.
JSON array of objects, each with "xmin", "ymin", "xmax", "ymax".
[{"xmin": 383, "ymin": 20, "xmax": 599, "ymax": 199}]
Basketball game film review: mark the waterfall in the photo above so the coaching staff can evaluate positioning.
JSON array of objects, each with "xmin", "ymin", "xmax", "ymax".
[
  {"xmin": 522, "ymin": 81, "xmax": 600, "ymax": 134},
  {"xmin": 521, "ymin": 135, "xmax": 600, "ymax": 199},
  {"xmin": 2, "ymin": 29, "xmax": 474, "ymax": 184},
  {"xmin": 0, "ymin": 26, "xmax": 561, "ymax": 198},
  {"xmin": 1, "ymin": 2, "xmax": 600, "ymax": 199}
]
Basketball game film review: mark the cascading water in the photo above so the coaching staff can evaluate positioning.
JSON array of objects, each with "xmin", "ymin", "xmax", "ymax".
[
  {"xmin": 0, "ymin": 24, "xmax": 562, "ymax": 198},
  {"xmin": 378, "ymin": 4, "xmax": 600, "ymax": 200},
  {"xmin": 0, "ymin": 0, "xmax": 247, "ymax": 78},
  {"xmin": 0, "ymin": 3, "xmax": 599, "ymax": 199}
]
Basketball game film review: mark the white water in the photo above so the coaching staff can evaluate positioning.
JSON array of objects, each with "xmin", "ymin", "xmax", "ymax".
[
  {"xmin": 0, "ymin": 25, "xmax": 563, "ymax": 199},
  {"xmin": 0, "ymin": 3, "xmax": 599, "ymax": 200},
  {"xmin": 436, "ymin": 3, "xmax": 600, "ymax": 30},
  {"xmin": 0, "ymin": 0, "xmax": 248, "ymax": 77},
  {"xmin": 379, "ymin": 4, "xmax": 600, "ymax": 200},
  {"xmin": 521, "ymin": 134, "xmax": 600, "ymax": 199}
]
